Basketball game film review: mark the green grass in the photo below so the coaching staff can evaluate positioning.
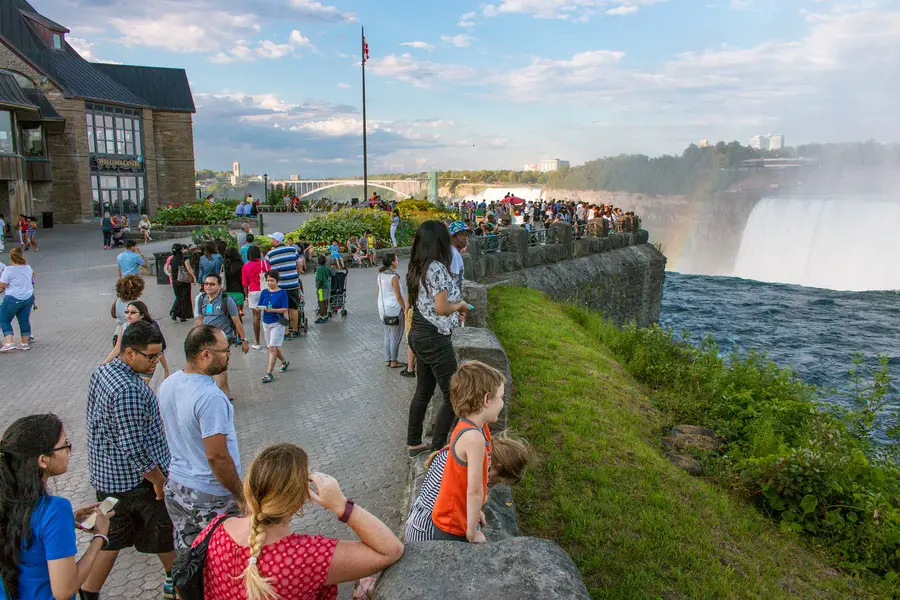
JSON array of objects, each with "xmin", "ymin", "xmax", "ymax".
[{"xmin": 488, "ymin": 286, "xmax": 890, "ymax": 599}]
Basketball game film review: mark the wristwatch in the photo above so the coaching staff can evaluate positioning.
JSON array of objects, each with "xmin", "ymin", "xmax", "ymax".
[{"xmin": 338, "ymin": 499, "xmax": 355, "ymax": 523}]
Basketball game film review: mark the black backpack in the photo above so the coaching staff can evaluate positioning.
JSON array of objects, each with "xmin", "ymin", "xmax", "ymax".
[{"xmin": 171, "ymin": 516, "xmax": 231, "ymax": 600}]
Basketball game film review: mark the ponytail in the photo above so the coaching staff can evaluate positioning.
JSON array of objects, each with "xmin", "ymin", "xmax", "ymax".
[{"xmin": 242, "ymin": 513, "xmax": 276, "ymax": 600}]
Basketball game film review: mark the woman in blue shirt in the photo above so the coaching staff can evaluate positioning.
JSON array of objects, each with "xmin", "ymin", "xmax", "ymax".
[
  {"xmin": 0, "ymin": 414, "xmax": 113, "ymax": 600},
  {"xmin": 198, "ymin": 242, "xmax": 224, "ymax": 284}
]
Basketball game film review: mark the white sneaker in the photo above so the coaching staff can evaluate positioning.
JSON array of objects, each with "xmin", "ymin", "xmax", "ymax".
[
  {"xmin": 16, "ymin": 343, "xmax": 29, "ymax": 351},
  {"xmin": 0, "ymin": 343, "xmax": 16, "ymax": 352},
  {"xmin": 250, "ymin": 344, "xmax": 261, "ymax": 350}
]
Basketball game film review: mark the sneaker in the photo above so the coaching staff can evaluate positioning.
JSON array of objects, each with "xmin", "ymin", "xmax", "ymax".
[
  {"xmin": 280, "ymin": 361, "xmax": 290, "ymax": 373},
  {"xmin": 0, "ymin": 343, "xmax": 16, "ymax": 352},
  {"xmin": 16, "ymin": 344, "xmax": 30, "ymax": 351},
  {"xmin": 400, "ymin": 368, "xmax": 416, "ymax": 378},
  {"xmin": 250, "ymin": 344, "xmax": 261, "ymax": 350},
  {"xmin": 162, "ymin": 581, "xmax": 176, "ymax": 600},
  {"xmin": 262, "ymin": 373, "xmax": 275, "ymax": 384}
]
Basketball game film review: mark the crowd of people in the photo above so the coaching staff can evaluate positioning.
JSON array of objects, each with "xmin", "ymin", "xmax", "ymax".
[
  {"xmin": 0, "ymin": 209, "xmax": 540, "ymax": 598},
  {"xmin": 453, "ymin": 195, "xmax": 640, "ymax": 237}
]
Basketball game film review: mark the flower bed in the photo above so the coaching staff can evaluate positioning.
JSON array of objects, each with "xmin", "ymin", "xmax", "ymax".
[{"xmin": 154, "ymin": 202, "xmax": 234, "ymax": 226}]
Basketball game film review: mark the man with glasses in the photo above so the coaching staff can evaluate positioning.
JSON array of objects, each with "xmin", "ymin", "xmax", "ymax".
[
  {"xmin": 157, "ymin": 325, "xmax": 243, "ymax": 550},
  {"xmin": 195, "ymin": 273, "xmax": 248, "ymax": 402},
  {"xmin": 83, "ymin": 321, "xmax": 177, "ymax": 600}
]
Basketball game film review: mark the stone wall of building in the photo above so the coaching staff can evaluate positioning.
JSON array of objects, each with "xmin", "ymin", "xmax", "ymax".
[
  {"xmin": 0, "ymin": 42, "xmax": 91, "ymax": 222},
  {"xmin": 148, "ymin": 110, "xmax": 194, "ymax": 214}
]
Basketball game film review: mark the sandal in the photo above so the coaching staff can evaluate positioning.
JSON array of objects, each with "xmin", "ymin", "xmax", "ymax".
[
  {"xmin": 262, "ymin": 373, "xmax": 274, "ymax": 384},
  {"xmin": 389, "ymin": 362, "xmax": 405, "ymax": 369},
  {"xmin": 280, "ymin": 361, "xmax": 290, "ymax": 373}
]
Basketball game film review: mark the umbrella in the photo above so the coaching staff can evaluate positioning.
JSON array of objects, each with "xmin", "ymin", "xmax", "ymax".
[{"xmin": 504, "ymin": 195, "xmax": 526, "ymax": 205}]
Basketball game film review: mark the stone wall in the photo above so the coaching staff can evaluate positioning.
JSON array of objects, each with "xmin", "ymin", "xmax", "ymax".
[
  {"xmin": 466, "ymin": 223, "xmax": 666, "ymax": 326},
  {"xmin": 147, "ymin": 110, "xmax": 195, "ymax": 214}
]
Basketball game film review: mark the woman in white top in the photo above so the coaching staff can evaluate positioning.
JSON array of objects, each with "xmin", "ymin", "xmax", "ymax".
[
  {"xmin": 0, "ymin": 248, "xmax": 35, "ymax": 352},
  {"xmin": 390, "ymin": 209, "xmax": 401, "ymax": 247},
  {"xmin": 376, "ymin": 253, "xmax": 407, "ymax": 369},
  {"xmin": 138, "ymin": 214, "xmax": 152, "ymax": 243}
]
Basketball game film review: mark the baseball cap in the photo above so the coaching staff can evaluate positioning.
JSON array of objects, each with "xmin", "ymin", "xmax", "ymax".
[
  {"xmin": 268, "ymin": 232, "xmax": 285, "ymax": 243},
  {"xmin": 448, "ymin": 221, "xmax": 470, "ymax": 236}
]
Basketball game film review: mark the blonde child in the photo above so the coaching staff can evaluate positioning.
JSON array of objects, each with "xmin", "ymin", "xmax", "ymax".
[
  {"xmin": 431, "ymin": 360, "xmax": 506, "ymax": 543},
  {"xmin": 405, "ymin": 433, "xmax": 530, "ymax": 543}
]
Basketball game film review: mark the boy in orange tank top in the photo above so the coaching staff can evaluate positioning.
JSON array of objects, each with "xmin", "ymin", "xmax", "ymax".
[{"xmin": 431, "ymin": 361, "xmax": 506, "ymax": 543}]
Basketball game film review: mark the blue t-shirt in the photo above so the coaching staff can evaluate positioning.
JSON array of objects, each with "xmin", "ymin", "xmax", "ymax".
[
  {"xmin": 328, "ymin": 244, "xmax": 341, "ymax": 259},
  {"xmin": 259, "ymin": 288, "xmax": 288, "ymax": 325},
  {"xmin": 0, "ymin": 496, "xmax": 77, "ymax": 600},
  {"xmin": 198, "ymin": 254, "xmax": 223, "ymax": 283},
  {"xmin": 157, "ymin": 371, "xmax": 242, "ymax": 497},
  {"xmin": 116, "ymin": 250, "xmax": 145, "ymax": 276},
  {"xmin": 239, "ymin": 244, "xmax": 251, "ymax": 263}
]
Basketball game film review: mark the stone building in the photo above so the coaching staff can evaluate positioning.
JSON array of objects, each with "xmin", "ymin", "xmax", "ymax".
[{"xmin": 0, "ymin": 0, "xmax": 195, "ymax": 224}]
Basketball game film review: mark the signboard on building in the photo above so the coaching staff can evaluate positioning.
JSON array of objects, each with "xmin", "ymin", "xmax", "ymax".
[{"xmin": 92, "ymin": 157, "xmax": 143, "ymax": 171}]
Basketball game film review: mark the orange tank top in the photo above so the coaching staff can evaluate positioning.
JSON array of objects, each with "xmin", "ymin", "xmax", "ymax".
[{"xmin": 431, "ymin": 418, "xmax": 492, "ymax": 537}]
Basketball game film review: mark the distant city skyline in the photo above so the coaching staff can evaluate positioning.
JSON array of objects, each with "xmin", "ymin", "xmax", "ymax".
[{"xmin": 37, "ymin": 0, "xmax": 898, "ymax": 176}]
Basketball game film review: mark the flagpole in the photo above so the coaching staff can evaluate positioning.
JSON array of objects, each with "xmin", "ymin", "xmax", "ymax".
[{"xmin": 361, "ymin": 26, "xmax": 368, "ymax": 203}]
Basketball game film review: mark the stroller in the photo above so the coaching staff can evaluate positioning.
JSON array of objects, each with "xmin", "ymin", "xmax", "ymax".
[{"xmin": 328, "ymin": 269, "xmax": 349, "ymax": 317}]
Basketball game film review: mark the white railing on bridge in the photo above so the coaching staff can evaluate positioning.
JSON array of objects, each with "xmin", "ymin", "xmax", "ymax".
[{"xmin": 269, "ymin": 179, "xmax": 427, "ymax": 200}]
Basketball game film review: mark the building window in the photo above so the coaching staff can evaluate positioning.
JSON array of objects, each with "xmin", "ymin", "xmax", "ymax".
[
  {"xmin": 52, "ymin": 33, "xmax": 62, "ymax": 50},
  {"xmin": 20, "ymin": 124, "xmax": 44, "ymax": 158},
  {"xmin": 0, "ymin": 111, "xmax": 14, "ymax": 154},
  {"xmin": 85, "ymin": 103, "xmax": 142, "ymax": 157},
  {"xmin": 0, "ymin": 69, "xmax": 35, "ymax": 88},
  {"xmin": 92, "ymin": 172, "xmax": 145, "ymax": 217}
]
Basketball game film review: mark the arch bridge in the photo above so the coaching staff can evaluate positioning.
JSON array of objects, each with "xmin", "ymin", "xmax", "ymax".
[{"xmin": 271, "ymin": 179, "xmax": 427, "ymax": 200}]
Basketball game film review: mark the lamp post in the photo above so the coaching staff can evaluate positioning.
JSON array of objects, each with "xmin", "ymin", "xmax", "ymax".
[{"xmin": 264, "ymin": 173, "xmax": 268, "ymax": 205}]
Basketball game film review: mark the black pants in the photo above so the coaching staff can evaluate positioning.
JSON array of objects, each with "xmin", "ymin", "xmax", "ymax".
[
  {"xmin": 171, "ymin": 281, "xmax": 193, "ymax": 320},
  {"xmin": 407, "ymin": 311, "xmax": 458, "ymax": 449},
  {"xmin": 102, "ymin": 230, "xmax": 112, "ymax": 246}
]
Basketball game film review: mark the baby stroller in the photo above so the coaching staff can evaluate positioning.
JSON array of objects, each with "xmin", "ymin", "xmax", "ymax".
[
  {"xmin": 328, "ymin": 269, "xmax": 349, "ymax": 317},
  {"xmin": 296, "ymin": 282, "xmax": 310, "ymax": 335},
  {"xmin": 110, "ymin": 228, "xmax": 125, "ymax": 248}
]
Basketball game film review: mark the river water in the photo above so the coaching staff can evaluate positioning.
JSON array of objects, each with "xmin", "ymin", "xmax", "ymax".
[{"xmin": 661, "ymin": 272, "xmax": 900, "ymax": 404}]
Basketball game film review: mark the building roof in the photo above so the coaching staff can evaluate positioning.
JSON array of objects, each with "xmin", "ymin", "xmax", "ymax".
[
  {"xmin": 0, "ymin": 71, "xmax": 37, "ymax": 109},
  {"xmin": 23, "ymin": 87, "xmax": 62, "ymax": 120},
  {"xmin": 0, "ymin": 0, "xmax": 194, "ymax": 112},
  {"xmin": 92, "ymin": 64, "xmax": 195, "ymax": 113}
]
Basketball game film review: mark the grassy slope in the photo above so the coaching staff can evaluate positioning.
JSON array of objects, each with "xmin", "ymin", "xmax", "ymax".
[{"xmin": 488, "ymin": 286, "xmax": 887, "ymax": 599}]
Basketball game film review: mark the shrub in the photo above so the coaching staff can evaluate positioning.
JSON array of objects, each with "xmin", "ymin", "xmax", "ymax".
[
  {"xmin": 568, "ymin": 308, "xmax": 900, "ymax": 580},
  {"xmin": 154, "ymin": 202, "xmax": 233, "ymax": 226},
  {"xmin": 192, "ymin": 225, "xmax": 236, "ymax": 248},
  {"xmin": 289, "ymin": 208, "xmax": 391, "ymax": 246}
]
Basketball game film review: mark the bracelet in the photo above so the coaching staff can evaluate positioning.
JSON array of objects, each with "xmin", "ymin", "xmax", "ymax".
[
  {"xmin": 338, "ymin": 499, "xmax": 355, "ymax": 523},
  {"xmin": 91, "ymin": 534, "xmax": 109, "ymax": 550}
]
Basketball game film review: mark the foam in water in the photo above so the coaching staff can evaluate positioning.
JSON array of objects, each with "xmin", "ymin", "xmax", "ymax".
[{"xmin": 732, "ymin": 195, "xmax": 900, "ymax": 291}]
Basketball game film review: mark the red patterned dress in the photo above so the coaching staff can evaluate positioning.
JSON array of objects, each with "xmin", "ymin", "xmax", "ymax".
[{"xmin": 194, "ymin": 516, "xmax": 338, "ymax": 599}]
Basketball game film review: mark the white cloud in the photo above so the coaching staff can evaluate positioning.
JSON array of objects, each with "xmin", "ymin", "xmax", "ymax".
[
  {"xmin": 208, "ymin": 30, "xmax": 316, "ymax": 63},
  {"xmin": 458, "ymin": 10, "xmax": 478, "ymax": 27},
  {"xmin": 482, "ymin": 0, "xmax": 667, "ymax": 21},
  {"xmin": 67, "ymin": 36, "xmax": 96, "ymax": 60},
  {"xmin": 368, "ymin": 53, "xmax": 476, "ymax": 89},
  {"xmin": 441, "ymin": 34, "xmax": 474, "ymax": 48},
  {"xmin": 400, "ymin": 41, "xmax": 435, "ymax": 51},
  {"xmin": 337, "ymin": 82, "xmax": 352, "ymax": 89}
]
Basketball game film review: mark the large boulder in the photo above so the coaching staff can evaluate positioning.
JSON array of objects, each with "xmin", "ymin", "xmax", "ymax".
[{"xmin": 373, "ymin": 537, "xmax": 590, "ymax": 600}]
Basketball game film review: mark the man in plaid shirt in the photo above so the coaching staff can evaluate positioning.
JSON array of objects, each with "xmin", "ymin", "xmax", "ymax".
[{"xmin": 82, "ymin": 321, "xmax": 178, "ymax": 600}]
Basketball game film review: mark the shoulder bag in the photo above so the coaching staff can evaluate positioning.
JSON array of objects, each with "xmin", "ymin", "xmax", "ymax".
[
  {"xmin": 177, "ymin": 259, "xmax": 192, "ymax": 283},
  {"xmin": 171, "ymin": 516, "xmax": 231, "ymax": 600},
  {"xmin": 380, "ymin": 273, "xmax": 401, "ymax": 326}
]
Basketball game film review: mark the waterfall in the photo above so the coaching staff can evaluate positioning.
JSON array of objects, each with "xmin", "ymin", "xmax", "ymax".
[
  {"xmin": 732, "ymin": 195, "xmax": 900, "ymax": 291},
  {"xmin": 456, "ymin": 187, "xmax": 545, "ymax": 203}
]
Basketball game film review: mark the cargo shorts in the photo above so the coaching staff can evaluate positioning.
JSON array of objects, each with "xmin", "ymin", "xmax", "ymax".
[{"xmin": 164, "ymin": 480, "xmax": 241, "ymax": 550}]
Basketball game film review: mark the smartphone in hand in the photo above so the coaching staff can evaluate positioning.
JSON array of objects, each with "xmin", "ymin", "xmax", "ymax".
[{"xmin": 80, "ymin": 497, "xmax": 118, "ymax": 530}]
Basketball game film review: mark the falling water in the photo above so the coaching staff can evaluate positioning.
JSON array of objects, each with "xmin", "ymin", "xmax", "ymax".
[{"xmin": 732, "ymin": 195, "xmax": 900, "ymax": 291}]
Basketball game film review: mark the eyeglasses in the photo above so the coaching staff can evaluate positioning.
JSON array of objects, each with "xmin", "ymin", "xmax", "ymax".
[
  {"xmin": 133, "ymin": 348, "xmax": 164, "ymax": 361},
  {"xmin": 51, "ymin": 440, "xmax": 73, "ymax": 454},
  {"xmin": 124, "ymin": 310, "xmax": 142, "ymax": 315}
]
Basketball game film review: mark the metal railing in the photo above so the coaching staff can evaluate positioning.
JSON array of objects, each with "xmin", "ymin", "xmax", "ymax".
[
  {"xmin": 476, "ymin": 232, "xmax": 509, "ymax": 255},
  {"xmin": 528, "ymin": 227, "xmax": 559, "ymax": 246}
]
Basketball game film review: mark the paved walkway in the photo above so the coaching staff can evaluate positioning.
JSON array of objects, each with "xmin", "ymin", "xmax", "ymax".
[{"xmin": 0, "ymin": 216, "xmax": 414, "ymax": 599}]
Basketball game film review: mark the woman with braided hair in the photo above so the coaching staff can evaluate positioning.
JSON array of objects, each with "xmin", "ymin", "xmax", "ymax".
[{"xmin": 193, "ymin": 443, "xmax": 404, "ymax": 599}]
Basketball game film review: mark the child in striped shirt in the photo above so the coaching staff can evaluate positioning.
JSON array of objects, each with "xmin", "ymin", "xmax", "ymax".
[{"xmin": 404, "ymin": 433, "xmax": 531, "ymax": 543}]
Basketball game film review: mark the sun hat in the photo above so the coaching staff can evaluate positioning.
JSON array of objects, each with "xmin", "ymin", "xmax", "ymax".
[{"xmin": 448, "ymin": 221, "xmax": 470, "ymax": 236}]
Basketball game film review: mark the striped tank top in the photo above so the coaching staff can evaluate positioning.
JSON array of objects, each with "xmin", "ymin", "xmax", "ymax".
[{"xmin": 431, "ymin": 418, "xmax": 492, "ymax": 537}]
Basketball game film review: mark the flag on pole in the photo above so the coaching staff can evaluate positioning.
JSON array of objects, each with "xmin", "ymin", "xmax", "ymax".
[{"xmin": 363, "ymin": 36, "xmax": 369, "ymax": 64}]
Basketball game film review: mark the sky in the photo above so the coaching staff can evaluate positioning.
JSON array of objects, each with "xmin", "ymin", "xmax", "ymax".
[{"xmin": 32, "ymin": 0, "xmax": 900, "ymax": 177}]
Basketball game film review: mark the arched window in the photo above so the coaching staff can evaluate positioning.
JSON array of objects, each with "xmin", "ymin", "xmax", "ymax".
[{"xmin": 0, "ymin": 69, "xmax": 35, "ymax": 89}]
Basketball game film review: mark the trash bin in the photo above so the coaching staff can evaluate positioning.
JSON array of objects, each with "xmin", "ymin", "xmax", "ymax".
[
  {"xmin": 154, "ymin": 251, "xmax": 172, "ymax": 286},
  {"xmin": 41, "ymin": 212, "xmax": 53, "ymax": 229}
]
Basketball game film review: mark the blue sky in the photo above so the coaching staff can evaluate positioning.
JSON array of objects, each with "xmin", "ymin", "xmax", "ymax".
[{"xmin": 34, "ymin": 0, "xmax": 900, "ymax": 177}]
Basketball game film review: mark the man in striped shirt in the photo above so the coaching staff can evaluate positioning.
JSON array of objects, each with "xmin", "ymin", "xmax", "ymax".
[{"xmin": 265, "ymin": 232, "xmax": 303, "ymax": 338}]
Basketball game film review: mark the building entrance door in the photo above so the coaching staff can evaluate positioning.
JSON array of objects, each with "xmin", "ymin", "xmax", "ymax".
[{"xmin": 92, "ymin": 172, "xmax": 145, "ymax": 218}]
